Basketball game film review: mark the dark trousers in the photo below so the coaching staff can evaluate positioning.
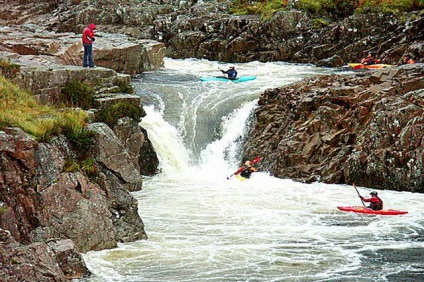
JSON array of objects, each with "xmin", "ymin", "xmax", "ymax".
[{"xmin": 83, "ymin": 43, "xmax": 94, "ymax": 67}]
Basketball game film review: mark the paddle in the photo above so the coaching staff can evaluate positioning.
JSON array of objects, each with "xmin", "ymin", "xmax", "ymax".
[
  {"xmin": 352, "ymin": 183, "xmax": 366, "ymax": 206},
  {"xmin": 227, "ymin": 156, "xmax": 260, "ymax": 179}
]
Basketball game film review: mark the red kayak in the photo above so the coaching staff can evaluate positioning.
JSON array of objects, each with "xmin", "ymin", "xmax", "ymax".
[{"xmin": 337, "ymin": 206, "xmax": 408, "ymax": 215}]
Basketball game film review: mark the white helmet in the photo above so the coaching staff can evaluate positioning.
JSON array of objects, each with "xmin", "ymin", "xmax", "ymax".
[{"xmin": 229, "ymin": 64, "xmax": 235, "ymax": 68}]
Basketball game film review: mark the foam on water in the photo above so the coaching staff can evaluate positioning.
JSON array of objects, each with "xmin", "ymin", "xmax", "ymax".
[{"xmin": 82, "ymin": 58, "xmax": 424, "ymax": 282}]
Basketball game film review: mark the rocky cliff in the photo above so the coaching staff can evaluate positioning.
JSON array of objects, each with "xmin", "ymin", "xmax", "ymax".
[
  {"xmin": 0, "ymin": 11, "xmax": 164, "ymax": 282},
  {"xmin": 243, "ymin": 64, "xmax": 423, "ymax": 191}
]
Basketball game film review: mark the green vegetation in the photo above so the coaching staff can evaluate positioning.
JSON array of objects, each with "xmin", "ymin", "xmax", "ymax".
[
  {"xmin": 0, "ymin": 75, "xmax": 90, "ymax": 143},
  {"xmin": 230, "ymin": 0, "xmax": 287, "ymax": 20},
  {"xmin": 356, "ymin": 0, "xmax": 423, "ymax": 14},
  {"xmin": 0, "ymin": 58, "xmax": 20, "ymax": 80},
  {"xmin": 64, "ymin": 157, "xmax": 97, "ymax": 175},
  {"xmin": 0, "ymin": 74, "xmax": 96, "ymax": 173},
  {"xmin": 230, "ymin": 0, "xmax": 424, "ymax": 19},
  {"xmin": 96, "ymin": 101, "xmax": 144, "ymax": 128},
  {"xmin": 114, "ymin": 80, "xmax": 134, "ymax": 94},
  {"xmin": 60, "ymin": 80, "xmax": 96, "ymax": 110}
]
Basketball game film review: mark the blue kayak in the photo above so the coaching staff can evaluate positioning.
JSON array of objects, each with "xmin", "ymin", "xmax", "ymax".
[{"xmin": 200, "ymin": 76, "xmax": 257, "ymax": 83}]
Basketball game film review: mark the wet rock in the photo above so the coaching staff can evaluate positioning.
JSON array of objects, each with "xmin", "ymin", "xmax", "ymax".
[{"xmin": 244, "ymin": 65, "xmax": 424, "ymax": 191}]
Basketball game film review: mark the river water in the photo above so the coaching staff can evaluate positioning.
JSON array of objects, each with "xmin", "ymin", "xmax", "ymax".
[{"xmin": 82, "ymin": 59, "xmax": 424, "ymax": 282}]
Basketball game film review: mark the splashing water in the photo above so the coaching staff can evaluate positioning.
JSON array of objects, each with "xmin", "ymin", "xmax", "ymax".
[{"xmin": 82, "ymin": 59, "xmax": 424, "ymax": 282}]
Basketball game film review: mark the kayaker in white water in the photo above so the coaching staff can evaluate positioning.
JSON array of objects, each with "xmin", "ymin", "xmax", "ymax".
[
  {"xmin": 219, "ymin": 65, "xmax": 238, "ymax": 80},
  {"xmin": 238, "ymin": 160, "xmax": 257, "ymax": 179},
  {"xmin": 360, "ymin": 191, "xmax": 383, "ymax": 210}
]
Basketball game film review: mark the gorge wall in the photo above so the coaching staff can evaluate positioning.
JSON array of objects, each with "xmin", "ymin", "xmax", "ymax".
[
  {"xmin": 243, "ymin": 64, "xmax": 423, "ymax": 192},
  {"xmin": 1, "ymin": 0, "xmax": 423, "ymax": 66}
]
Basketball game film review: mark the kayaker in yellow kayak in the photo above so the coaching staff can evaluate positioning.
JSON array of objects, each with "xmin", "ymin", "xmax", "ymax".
[
  {"xmin": 361, "ymin": 51, "xmax": 378, "ymax": 65},
  {"xmin": 400, "ymin": 54, "xmax": 415, "ymax": 65}
]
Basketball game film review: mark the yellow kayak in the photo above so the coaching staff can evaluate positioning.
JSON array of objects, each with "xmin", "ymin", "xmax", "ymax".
[
  {"xmin": 348, "ymin": 63, "xmax": 396, "ymax": 70},
  {"xmin": 235, "ymin": 174, "xmax": 247, "ymax": 181}
]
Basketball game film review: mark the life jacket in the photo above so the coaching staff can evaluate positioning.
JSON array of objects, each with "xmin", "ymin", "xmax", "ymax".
[
  {"xmin": 227, "ymin": 69, "xmax": 237, "ymax": 80},
  {"xmin": 370, "ymin": 196, "xmax": 383, "ymax": 210},
  {"xmin": 240, "ymin": 167, "xmax": 254, "ymax": 179}
]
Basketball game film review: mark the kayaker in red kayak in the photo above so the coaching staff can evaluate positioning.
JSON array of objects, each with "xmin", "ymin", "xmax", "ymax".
[{"xmin": 360, "ymin": 191, "xmax": 383, "ymax": 210}]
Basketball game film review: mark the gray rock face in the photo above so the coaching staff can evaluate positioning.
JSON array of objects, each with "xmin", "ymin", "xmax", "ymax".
[
  {"xmin": 243, "ymin": 64, "xmax": 424, "ymax": 191},
  {"xmin": 88, "ymin": 122, "xmax": 143, "ymax": 191},
  {"xmin": 0, "ymin": 229, "xmax": 88, "ymax": 282},
  {"xmin": 0, "ymin": 127, "xmax": 148, "ymax": 279}
]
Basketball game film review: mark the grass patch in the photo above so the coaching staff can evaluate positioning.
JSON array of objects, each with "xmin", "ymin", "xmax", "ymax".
[
  {"xmin": 230, "ymin": 0, "xmax": 423, "ymax": 19},
  {"xmin": 0, "ymin": 75, "xmax": 90, "ymax": 142},
  {"xmin": 230, "ymin": 0, "xmax": 287, "ymax": 20}
]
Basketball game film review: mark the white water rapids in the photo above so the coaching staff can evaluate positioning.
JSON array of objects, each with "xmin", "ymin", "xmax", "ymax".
[{"xmin": 82, "ymin": 59, "xmax": 424, "ymax": 282}]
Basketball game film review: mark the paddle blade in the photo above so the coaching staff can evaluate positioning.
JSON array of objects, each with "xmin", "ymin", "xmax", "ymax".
[{"xmin": 251, "ymin": 156, "xmax": 261, "ymax": 164}]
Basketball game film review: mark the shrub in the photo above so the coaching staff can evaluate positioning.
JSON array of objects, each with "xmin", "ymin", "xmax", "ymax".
[
  {"xmin": 96, "ymin": 102, "xmax": 144, "ymax": 128},
  {"xmin": 0, "ymin": 59, "xmax": 20, "ymax": 80},
  {"xmin": 61, "ymin": 120, "xmax": 94, "ymax": 157},
  {"xmin": 60, "ymin": 80, "xmax": 95, "ymax": 110},
  {"xmin": 115, "ymin": 80, "xmax": 134, "ymax": 94}
]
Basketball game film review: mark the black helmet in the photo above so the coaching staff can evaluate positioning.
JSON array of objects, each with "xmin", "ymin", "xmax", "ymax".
[{"xmin": 370, "ymin": 191, "xmax": 378, "ymax": 196}]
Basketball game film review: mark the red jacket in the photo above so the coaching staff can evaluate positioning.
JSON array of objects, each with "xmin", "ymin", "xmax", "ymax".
[
  {"xmin": 361, "ymin": 195, "xmax": 383, "ymax": 210},
  {"xmin": 82, "ymin": 23, "xmax": 96, "ymax": 44}
]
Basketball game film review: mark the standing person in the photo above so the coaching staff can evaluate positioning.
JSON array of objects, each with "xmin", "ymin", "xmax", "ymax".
[
  {"xmin": 361, "ymin": 51, "xmax": 377, "ymax": 65},
  {"xmin": 82, "ymin": 23, "xmax": 96, "ymax": 68},
  {"xmin": 360, "ymin": 191, "xmax": 383, "ymax": 210},
  {"xmin": 400, "ymin": 54, "xmax": 415, "ymax": 65},
  {"xmin": 220, "ymin": 65, "xmax": 238, "ymax": 80},
  {"xmin": 239, "ymin": 160, "xmax": 257, "ymax": 179}
]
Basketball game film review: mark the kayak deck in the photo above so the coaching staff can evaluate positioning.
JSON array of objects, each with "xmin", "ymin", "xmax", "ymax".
[
  {"xmin": 337, "ymin": 206, "xmax": 408, "ymax": 215},
  {"xmin": 348, "ymin": 63, "xmax": 396, "ymax": 70},
  {"xmin": 200, "ymin": 76, "xmax": 257, "ymax": 83}
]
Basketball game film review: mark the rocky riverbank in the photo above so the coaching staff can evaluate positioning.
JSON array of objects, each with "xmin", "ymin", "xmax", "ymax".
[
  {"xmin": 2, "ymin": 0, "xmax": 421, "ymax": 65},
  {"xmin": 0, "ymin": 20, "xmax": 164, "ymax": 282}
]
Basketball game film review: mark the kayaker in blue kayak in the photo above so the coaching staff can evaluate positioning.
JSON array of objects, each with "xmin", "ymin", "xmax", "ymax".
[
  {"xmin": 220, "ymin": 65, "xmax": 238, "ymax": 80},
  {"xmin": 360, "ymin": 191, "xmax": 383, "ymax": 210}
]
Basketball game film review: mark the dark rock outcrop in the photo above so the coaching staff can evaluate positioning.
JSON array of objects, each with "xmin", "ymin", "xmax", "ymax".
[
  {"xmin": 0, "ymin": 122, "xmax": 151, "ymax": 278},
  {"xmin": 243, "ymin": 64, "xmax": 424, "ymax": 191},
  {"xmin": 0, "ymin": 229, "xmax": 89, "ymax": 281}
]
